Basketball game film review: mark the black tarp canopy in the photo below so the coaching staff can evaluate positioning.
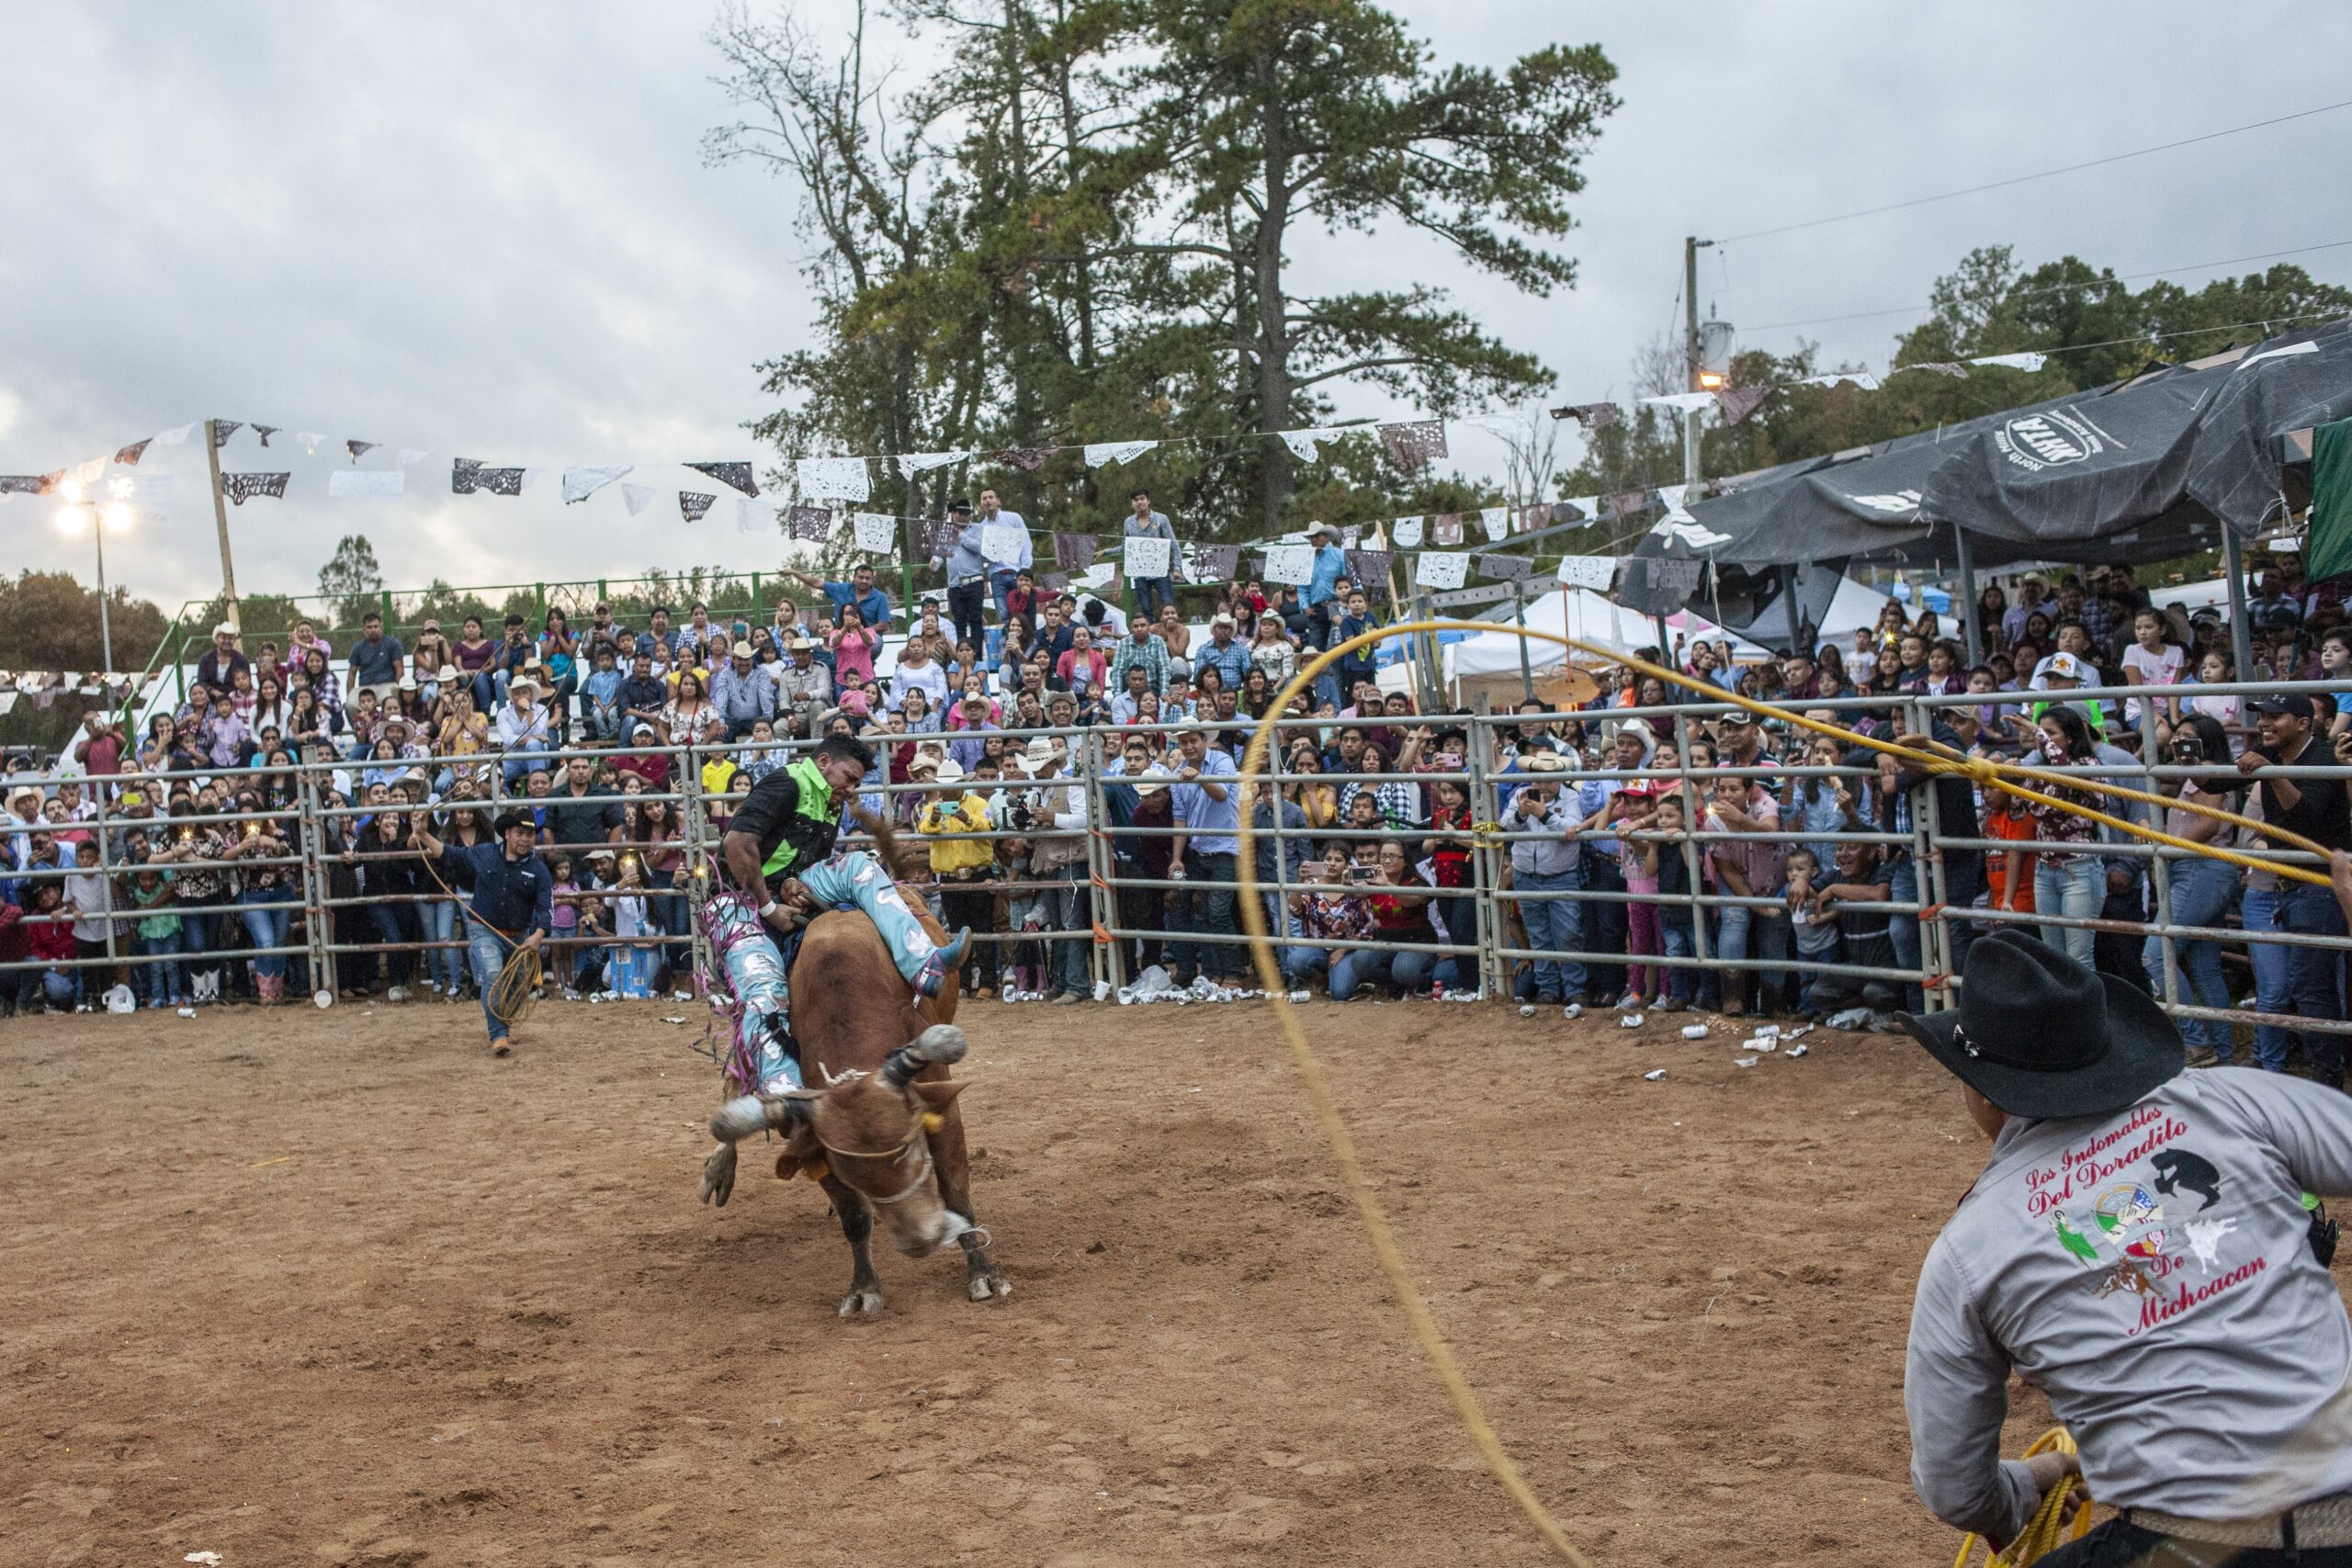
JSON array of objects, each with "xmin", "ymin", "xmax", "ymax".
[
  {"xmin": 2187, "ymin": 319, "xmax": 2352, "ymax": 531},
  {"xmin": 1621, "ymin": 319, "xmax": 2351, "ymax": 617}
]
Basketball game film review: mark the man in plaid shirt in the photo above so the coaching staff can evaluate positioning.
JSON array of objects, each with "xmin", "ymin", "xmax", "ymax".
[{"xmin": 1108, "ymin": 619, "xmax": 1171, "ymax": 696}]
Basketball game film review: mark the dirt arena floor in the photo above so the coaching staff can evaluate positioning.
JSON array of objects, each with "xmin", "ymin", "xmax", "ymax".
[{"xmin": 4, "ymin": 994, "xmax": 2190, "ymax": 1566}]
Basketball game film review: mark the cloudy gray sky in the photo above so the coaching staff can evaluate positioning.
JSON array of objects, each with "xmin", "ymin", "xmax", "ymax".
[{"xmin": 5, "ymin": 2, "xmax": 2346, "ymax": 610}]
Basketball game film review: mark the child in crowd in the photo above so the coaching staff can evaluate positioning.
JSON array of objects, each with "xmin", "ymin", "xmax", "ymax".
[
  {"xmin": 1782, "ymin": 848, "xmax": 1839, "ymax": 1015},
  {"xmin": 64, "ymin": 839, "xmax": 112, "ymax": 1007},
  {"xmin": 547, "ymin": 853, "xmax": 583, "ymax": 995},
  {"xmin": 1646, "ymin": 795, "xmax": 1696, "ymax": 1011},
  {"xmin": 1611, "ymin": 766, "xmax": 1665, "ymax": 1010},
  {"xmin": 130, "ymin": 865, "xmax": 183, "ymax": 1008}
]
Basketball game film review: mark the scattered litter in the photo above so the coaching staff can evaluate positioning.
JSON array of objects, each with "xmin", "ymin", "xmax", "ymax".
[
  {"xmin": 1784, "ymin": 1023, "xmax": 1815, "ymax": 1040},
  {"xmin": 1753, "ymin": 1022, "xmax": 1781, "ymax": 1040},
  {"xmin": 176, "ymin": 1007, "xmax": 197, "ymax": 1019},
  {"xmin": 1618, "ymin": 1013, "xmax": 1645, "ymax": 1029},
  {"xmin": 1519, "ymin": 1004, "xmax": 1537, "ymax": 1019},
  {"xmin": 1744, "ymin": 1036, "xmax": 1779, "ymax": 1054},
  {"xmin": 185, "ymin": 1555, "xmax": 222, "ymax": 1567},
  {"xmin": 429, "ymin": 1427, "xmax": 471, "ymax": 1443},
  {"xmin": 1562, "ymin": 1002, "xmax": 1583, "ymax": 1021},
  {"xmin": 1826, "ymin": 1007, "xmax": 1872, "ymax": 1032},
  {"xmin": 1786, "ymin": 1043, "xmax": 1810, "ymax": 1058},
  {"xmin": 1288, "ymin": 991, "xmax": 1310, "ymax": 1003},
  {"xmin": 311, "ymin": 989, "xmax": 334, "ymax": 1010},
  {"xmin": 1092, "ymin": 979, "xmax": 1113, "ymax": 1001},
  {"xmin": 1442, "ymin": 989, "xmax": 1485, "ymax": 1002},
  {"xmin": 1643, "ymin": 1069, "xmax": 1668, "ymax": 1082},
  {"xmin": 1734, "ymin": 1055, "xmax": 1759, "ymax": 1068},
  {"xmin": 673, "ymin": 990, "xmax": 693, "ymax": 1002},
  {"xmin": 764, "ymin": 1417, "xmax": 785, "ymax": 1427},
  {"xmin": 103, "ymin": 984, "xmax": 137, "ymax": 1014},
  {"xmin": 1679, "ymin": 1023, "xmax": 1708, "ymax": 1040},
  {"xmin": 662, "ymin": 1015, "xmax": 689, "ymax": 1025}
]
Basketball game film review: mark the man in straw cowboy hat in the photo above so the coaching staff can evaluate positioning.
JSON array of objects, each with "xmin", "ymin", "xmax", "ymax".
[{"xmin": 1902, "ymin": 928, "xmax": 2352, "ymax": 1565}]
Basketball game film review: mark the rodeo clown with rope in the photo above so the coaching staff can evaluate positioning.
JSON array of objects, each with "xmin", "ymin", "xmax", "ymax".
[
  {"xmin": 1902, "ymin": 926, "xmax": 2352, "ymax": 1568},
  {"xmin": 699, "ymin": 732, "xmax": 968, "ymax": 1144}
]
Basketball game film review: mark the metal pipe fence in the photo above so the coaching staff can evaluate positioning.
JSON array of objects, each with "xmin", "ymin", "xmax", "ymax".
[{"xmin": 7, "ymin": 683, "xmax": 2351, "ymax": 1062}]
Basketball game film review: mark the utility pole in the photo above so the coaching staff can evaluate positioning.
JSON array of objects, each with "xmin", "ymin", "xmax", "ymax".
[
  {"xmin": 203, "ymin": 418, "xmax": 241, "ymax": 630},
  {"xmin": 1683, "ymin": 235, "xmax": 1710, "ymax": 490}
]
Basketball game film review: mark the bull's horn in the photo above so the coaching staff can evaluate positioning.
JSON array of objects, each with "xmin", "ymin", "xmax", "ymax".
[
  {"xmin": 709, "ymin": 1093, "xmax": 816, "ymax": 1144},
  {"xmin": 881, "ymin": 1024, "xmax": 968, "ymax": 1089}
]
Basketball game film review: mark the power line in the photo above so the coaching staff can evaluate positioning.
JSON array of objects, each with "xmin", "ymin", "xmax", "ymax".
[
  {"xmin": 1714, "ymin": 97, "xmax": 2352, "ymax": 243},
  {"xmin": 1739, "ymin": 237, "xmax": 2352, "ymax": 336}
]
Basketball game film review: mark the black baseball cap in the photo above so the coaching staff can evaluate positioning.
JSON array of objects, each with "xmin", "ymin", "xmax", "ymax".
[
  {"xmin": 947, "ymin": 499, "xmax": 972, "ymax": 514},
  {"xmin": 2253, "ymin": 692, "xmax": 2320, "ymax": 718}
]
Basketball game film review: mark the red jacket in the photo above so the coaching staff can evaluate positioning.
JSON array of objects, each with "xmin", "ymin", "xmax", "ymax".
[{"xmin": 0, "ymin": 903, "xmax": 73, "ymax": 964}]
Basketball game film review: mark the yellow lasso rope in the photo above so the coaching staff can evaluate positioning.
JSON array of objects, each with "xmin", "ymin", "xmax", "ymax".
[
  {"xmin": 1236, "ymin": 617, "xmax": 2310, "ymax": 1564},
  {"xmin": 1952, "ymin": 1428, "xmax": 2090, "ymax": 1568}
]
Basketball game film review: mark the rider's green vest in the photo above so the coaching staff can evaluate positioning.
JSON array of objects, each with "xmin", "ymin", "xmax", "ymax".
[{"xmin": 760, "ymin": 756, "xmax": 840, "ymax": 882}]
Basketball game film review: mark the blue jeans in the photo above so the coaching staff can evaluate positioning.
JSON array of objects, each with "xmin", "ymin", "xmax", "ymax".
[
  {"xmin": 990, "ymin": 570, "xmax": 1019, "ymax": 625},
  {"xmin": 1133, "ymin": 575, "xmax": 1173, "ymax": 621},
  {"xmin": 1047, "ymin": 864, "xmax": 1091, "ymax": 997},
  {"xmin": 1792, "ymin": 929, "xmax": 1839, "ymax": 1012},
  {"xmin": 1660, "ymin": 919, "xmax": 1695, "ymax": 1002},
  {"xmin": 1715, "ymin": 902, "xmax": 1792, "ymax": 1007},
  {"xmin": 239, "ymin": 885, "xmax": 291, "ymax": 982},
  {"xmin": 139, "ymin": 931, "xmax": 184, "ymax": 1005},
  {"xmin": 464, "ymin": 916, "xmax": 514, "ymax": 1043},
  {"xmin": 368, "ymin": 901, "xmax": 419, "ymax": 987},
  {"xmin": 2034, "ymin": 856, "xmax": 2103, "ymax": 967},
  {"xmin": 1329, "ymin": 947, "xmax": 1460, "ymax": 999},
  {"xmin": 1888, "ymin": 854, "xmax": 1926, "ymax": 1012},
  {"xmin": 1510, "ymin": 868, "xmax": 1585, "ymax": 1001},
  {"xmin": 423, "ymin": 895, "xmax": 464, "ymax": 991},
  {"xmin": 2241, "ymin": 885, "xmax": 2298, "ymax": 1073},
  {"xmin": 2141, "ymin": 855, "xmax": 2238, "ymax": 1055},
  {"xmin": 1171, "ymin": 851, "xmax": 1241, "ymax": 981},
  {"xmin": 2249, "ymin": 880, "xmax": 2347, "ymax": 1086}
]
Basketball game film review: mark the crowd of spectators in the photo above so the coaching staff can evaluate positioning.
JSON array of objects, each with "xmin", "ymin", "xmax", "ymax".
[{"xmin": 3, "ymin": 535, "xmax": 2347, "ymax": 1091}]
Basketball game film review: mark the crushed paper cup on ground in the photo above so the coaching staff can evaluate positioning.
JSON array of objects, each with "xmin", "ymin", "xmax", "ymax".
[
  {"xmin": 1734, "ymin": 1055, "xmax": 1759, "ymax": 1068},
  {"xmin": 1786, "ymin": 1043, "xmax": 1810, "ymax": 1058},
  {"xmin": 1618, "ymin": 1013, "xmax": 1644, "ymax": 1029},
  {"xmin": 1643, "ymin": 1069, "xmax": 1668, "ymax": 1081}
]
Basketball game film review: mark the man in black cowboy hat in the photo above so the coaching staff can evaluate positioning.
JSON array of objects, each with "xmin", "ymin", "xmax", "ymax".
[
  {"xmin": 1902, "ymin": 929, "xmax": 2352, "ymax": 1566},
  {"xmin": 410, "ymin": 807, "xmax": 550, "ymax": 1057}
]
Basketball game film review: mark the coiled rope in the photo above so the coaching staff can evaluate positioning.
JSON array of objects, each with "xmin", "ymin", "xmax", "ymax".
[
  {"xmin": 1237, "ymin": 618, "xmax": 2298, "ymax": 1564},
  {"xmin": 1952, "ymin": 1428, "xmax": 2090, "ymax": 1568}
]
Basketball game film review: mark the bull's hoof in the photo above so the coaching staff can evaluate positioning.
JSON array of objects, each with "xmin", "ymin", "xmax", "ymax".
[
  {"xmin": 912, "ymin": 1023, "xmax": 967, "ymax": 1065},
  {"xmin": 701, "ymin": 1142, "xmax": 738, "ymax": 1207},
  {"xmin": 839, "ymin": 1286, "xmax": 886, "ymax": 1318},
  {"xmin": 967, "ymin": 1271, "xmax": 1012, "ymax": 1303}
]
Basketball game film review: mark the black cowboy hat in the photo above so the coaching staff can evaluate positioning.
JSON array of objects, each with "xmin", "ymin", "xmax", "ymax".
[
  {"xmin": 1899, "ymin": 929, "xmax": 2182, "ymax": 1120},
  {"xmin": 492, "ymin": 808, "xmax": 534, "ymax": 836}
]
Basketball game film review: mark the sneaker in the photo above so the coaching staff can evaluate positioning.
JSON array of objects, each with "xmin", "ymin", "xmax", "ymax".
[
  {"xmin": 1656, "ymin": 998, "xmax": 1687, "ymax": 1013},
  {"xmin": 2184, "ymin": 1045, "xmax": 2220, "ymax": 1068},
  {"xmin": 1616, "ymin": 992, "xmax": 1643, "ymax": 1010}
]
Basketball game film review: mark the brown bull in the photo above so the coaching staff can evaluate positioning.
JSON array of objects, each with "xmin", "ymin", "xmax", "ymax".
[{"xmin": 700, "ymin": 825, "xmax": 1010, "ymax": 1317}]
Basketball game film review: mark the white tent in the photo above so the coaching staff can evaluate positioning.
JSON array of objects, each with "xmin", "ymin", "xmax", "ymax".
[{"xmin": 1446, "ymin": 588, "xmax": 1768, "ymax": 681}]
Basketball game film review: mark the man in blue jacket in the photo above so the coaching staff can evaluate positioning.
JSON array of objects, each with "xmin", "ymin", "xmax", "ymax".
[{"xmin": 410, "ymin": 808, "xmax": 550, "ymax": 1057}]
